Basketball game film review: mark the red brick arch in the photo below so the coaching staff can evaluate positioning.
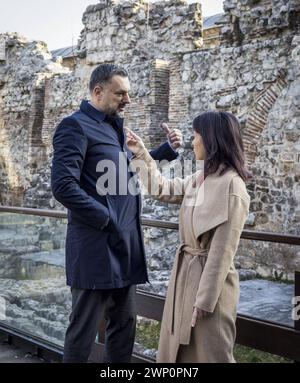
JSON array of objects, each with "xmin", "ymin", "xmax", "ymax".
[{"xmin": 243, "ymin": 69, "xmax": 287, "ymax": 166}]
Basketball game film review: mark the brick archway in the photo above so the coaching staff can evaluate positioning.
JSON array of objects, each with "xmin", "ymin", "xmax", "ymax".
[{"xmin": 243, "ymin": 70, "xmax": 288, "ymax": 166}]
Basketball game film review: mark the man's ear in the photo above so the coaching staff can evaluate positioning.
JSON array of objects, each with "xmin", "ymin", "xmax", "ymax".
[{"xmin": 93, "ymin": 85, "xmax": 104, "ymax": 100}]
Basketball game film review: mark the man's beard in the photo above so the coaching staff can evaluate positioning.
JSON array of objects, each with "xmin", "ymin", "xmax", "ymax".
[
  {"xmin": 110, "ymin": 105, "xmax": 126, "ymax": 118},
  {"xmin": 109, "ymin": 110, "xmax": 123, "ymax": 118}
]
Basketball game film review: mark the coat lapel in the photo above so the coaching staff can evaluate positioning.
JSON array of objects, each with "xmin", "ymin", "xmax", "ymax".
[{"xmin": 192, "ymin": 168, "xmax": 237, "ymax": 240}]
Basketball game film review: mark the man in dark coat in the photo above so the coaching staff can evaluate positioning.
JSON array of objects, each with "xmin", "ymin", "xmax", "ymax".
[{"xmin": 51, "ymin": 63, "xmax": 182, "ymax": 363}]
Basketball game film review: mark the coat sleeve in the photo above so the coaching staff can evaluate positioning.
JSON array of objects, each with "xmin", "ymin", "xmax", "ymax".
[
  {"xmin": 131, "ymin": 147, "xmax": 194, "ymax": 204},
  {"xmin": 194, "ymin": 193, "xmax": 249, "ymax": 313},
  {"xmin": 51, "ymin": 117, "xmax": 110, "ymax": 230},
  {"xmin": 149, "ymin": 142, "xmax": 179, "ymax": 162}
]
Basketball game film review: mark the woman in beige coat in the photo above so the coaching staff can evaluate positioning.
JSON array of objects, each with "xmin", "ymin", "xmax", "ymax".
[{"xmin": 127, "ymin": 111, "xmax": 251, "ymax": 363}]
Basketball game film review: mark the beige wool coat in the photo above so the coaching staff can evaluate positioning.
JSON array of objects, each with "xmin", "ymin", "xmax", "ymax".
[{"xmin": 131, "ymin": 147, "xmax": 250, "ymax": 363}]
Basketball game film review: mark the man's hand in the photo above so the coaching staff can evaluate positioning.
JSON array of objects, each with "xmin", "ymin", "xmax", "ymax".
[
  {"xmin": 191, "ymin": 307, "xmax": 211, "ymax": 327},
  {"xmin": 161, "ymin": 123, "xmax": 183, "ymax": 151}
]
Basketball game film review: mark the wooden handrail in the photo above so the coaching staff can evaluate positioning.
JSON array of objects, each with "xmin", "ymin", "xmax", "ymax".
[{"xmin": 0, "ymin": 205, "xmax": 299, "ymax": 245}]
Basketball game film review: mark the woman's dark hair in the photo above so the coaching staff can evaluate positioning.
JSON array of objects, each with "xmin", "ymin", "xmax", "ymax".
[{"xmin": 192, "ymin": 111, "xmax": 251, "ymax": 181}]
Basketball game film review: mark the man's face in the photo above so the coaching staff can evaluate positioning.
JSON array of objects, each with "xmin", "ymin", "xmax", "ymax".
[{"xmin": 93, "ymin": 75, "xmax": 131, "ymax": 117}]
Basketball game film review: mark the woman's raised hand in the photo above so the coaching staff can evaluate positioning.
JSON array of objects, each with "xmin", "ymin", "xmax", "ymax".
[{"xmin": 125, "ymin": 128, "xmax": 145, "ymax": 154}]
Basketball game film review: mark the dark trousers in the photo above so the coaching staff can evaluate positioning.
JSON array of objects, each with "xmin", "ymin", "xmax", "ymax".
[{"xmin": 63, "ymin": 285, "xmax": 136, "ymax": 363}]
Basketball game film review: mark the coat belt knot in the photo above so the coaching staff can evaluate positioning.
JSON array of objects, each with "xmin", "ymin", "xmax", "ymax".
[{"xmin": 178, "ymin": 243, "xmax": 209, "ymax": 258}]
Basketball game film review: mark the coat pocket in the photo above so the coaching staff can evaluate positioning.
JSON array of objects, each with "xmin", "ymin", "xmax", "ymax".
[
  {"xmin": 105, "ymin": 194, "xmax": 138, "ymax": 232},
  {"xmin": 105, "ymin": 195, "xmax": 122, "ymax": 232}
]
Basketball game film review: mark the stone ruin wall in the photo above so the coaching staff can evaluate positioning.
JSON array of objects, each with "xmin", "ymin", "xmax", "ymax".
[{"xmin": 0, "ymin": 0, "xmax": 300, "ymax": 282}]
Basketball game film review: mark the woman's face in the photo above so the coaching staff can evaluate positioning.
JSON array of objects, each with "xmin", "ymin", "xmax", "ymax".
[{"xmin": 192, "ymin": 131, "xmax": 206, "ymax": 161}]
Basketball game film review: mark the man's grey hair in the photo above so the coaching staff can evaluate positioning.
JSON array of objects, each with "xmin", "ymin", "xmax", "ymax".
[{"xmin": 89, "ymin": 63, "xmax": 128, "ymax": 93}]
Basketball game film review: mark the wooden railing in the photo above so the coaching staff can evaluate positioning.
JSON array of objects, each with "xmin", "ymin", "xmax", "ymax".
[{"xmin": 0, "ymin": 205, "xmax": 300, "ymax": 363}]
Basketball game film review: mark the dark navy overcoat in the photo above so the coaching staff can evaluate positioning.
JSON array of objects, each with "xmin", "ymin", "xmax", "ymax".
[{"xmin": 51, "ymin": 100, "xmax": 178, "ymax": 289}]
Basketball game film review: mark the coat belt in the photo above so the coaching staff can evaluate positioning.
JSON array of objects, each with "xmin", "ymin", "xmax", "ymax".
[
  {"xmin": 178, "ymin": 243, "xmax": 209, "ymax": 258},
  {"xmin": 169, "ymin": 243, "xmax": 209, "ymax": 343}
]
